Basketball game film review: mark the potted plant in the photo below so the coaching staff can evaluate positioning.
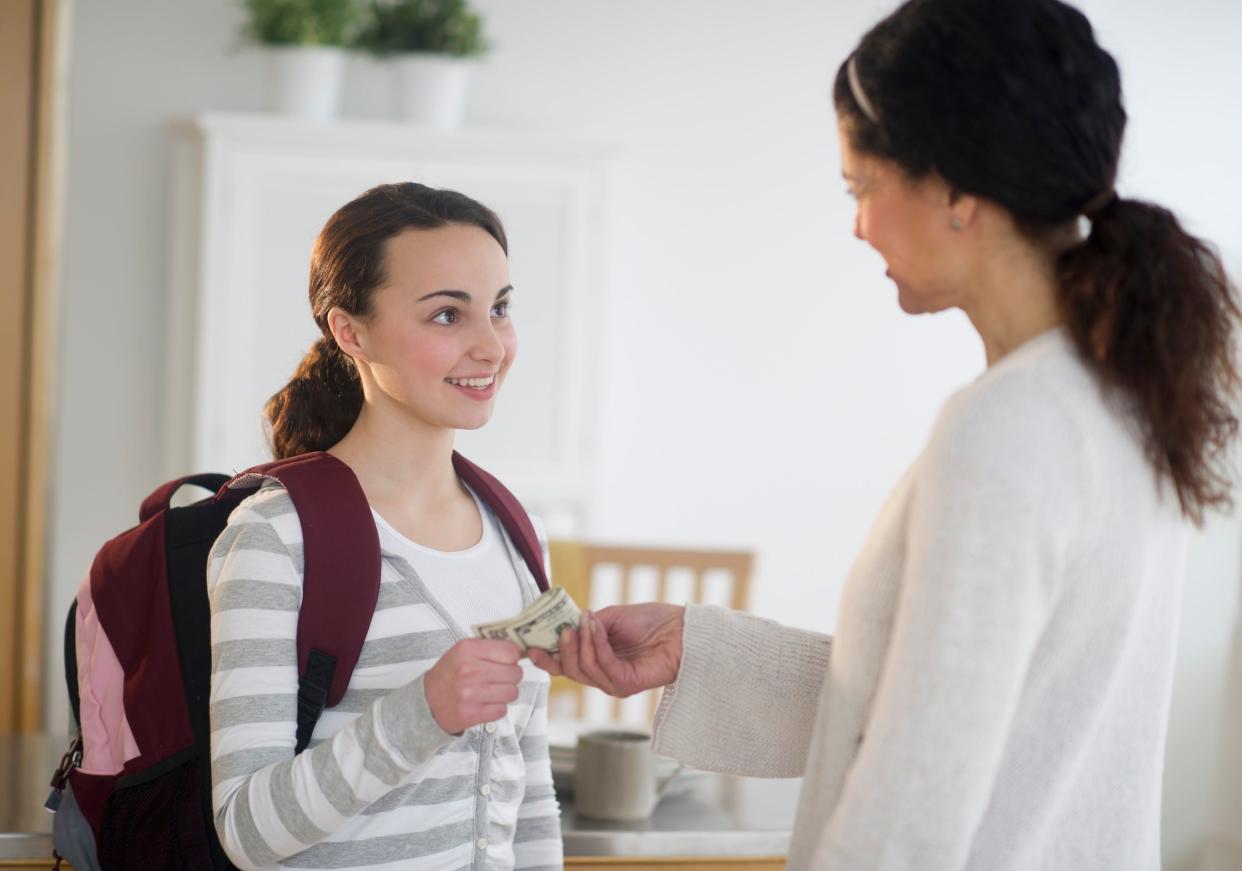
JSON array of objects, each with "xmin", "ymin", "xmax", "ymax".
[
  {"xmin": 241, "ymin": 0, "xmax": 361, "ymax": 120},
  {"xmin": 355, "ymin": 0, "xmax": 489, "ymax": 128}
]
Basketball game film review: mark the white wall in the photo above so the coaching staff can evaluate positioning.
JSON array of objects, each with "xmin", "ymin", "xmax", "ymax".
[{"xmin": 48, "ymin": 1, "xmax": 1242, "ymax": 867}]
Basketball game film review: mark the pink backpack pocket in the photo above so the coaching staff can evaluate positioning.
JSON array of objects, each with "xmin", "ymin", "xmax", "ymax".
[{"xmin": 74, "ymin": 574, "xmax": 139, "ymax": 775}]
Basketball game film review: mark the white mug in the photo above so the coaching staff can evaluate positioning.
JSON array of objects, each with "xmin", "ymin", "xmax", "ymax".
[{"xmin": 573, "ymin": 729, "xmax": 683, "ymax": 821}]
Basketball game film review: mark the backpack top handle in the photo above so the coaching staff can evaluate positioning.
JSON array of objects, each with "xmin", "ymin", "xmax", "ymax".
[{"xmin": 139, "ymin": 473, "xmax": 231, "ymax": 523}]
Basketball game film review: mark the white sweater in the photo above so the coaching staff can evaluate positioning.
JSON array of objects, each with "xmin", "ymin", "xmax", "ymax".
[{"xmin": 653, "ymin": 328, "xmax": 1188, "ymax": 870}]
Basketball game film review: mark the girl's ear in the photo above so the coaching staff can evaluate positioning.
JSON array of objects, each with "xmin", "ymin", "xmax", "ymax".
[{"xmin": 327, "ymin": 307, "xmax": 368, "ymax": 364}]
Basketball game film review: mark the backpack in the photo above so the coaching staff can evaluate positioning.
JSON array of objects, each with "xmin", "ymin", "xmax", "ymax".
[{"xmin": 46, "ymin": 450, "xmax": 549, "ymax": 871}]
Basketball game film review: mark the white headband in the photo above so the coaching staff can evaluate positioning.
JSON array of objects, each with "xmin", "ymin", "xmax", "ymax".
[{"xmin": 847, "ymin": 53, "xmax": 880, "ymax": 125}]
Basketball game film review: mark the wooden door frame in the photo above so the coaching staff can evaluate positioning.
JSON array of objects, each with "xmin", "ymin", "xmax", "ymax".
[{"xmin": 0, "ymin": 0, "xmax": 68, "ymax": 733}]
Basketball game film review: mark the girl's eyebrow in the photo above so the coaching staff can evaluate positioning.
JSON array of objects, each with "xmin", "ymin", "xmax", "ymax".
[{"xmin": 418, "ymin": 285, "xmax": 513, "ymax": 303}]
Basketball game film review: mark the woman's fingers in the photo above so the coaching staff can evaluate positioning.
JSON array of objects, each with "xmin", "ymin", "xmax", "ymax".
[
  {"xmin": 528, "ymin": 614, "xmax": 634, "ymax": 699},
  {"xmin": 588, "ymin": 610, "xmax": 633, "ymax": 690},
  {"xmin": 578, "ymin": 613, "xmax": 622, "ymax": 696},
  {"xmin": 554, "ymin": 624, "xmax": 596, "ymax": 687},
  {"xmin": 527, "ymin": 648, "xmax": 562, "ymax": 675}
]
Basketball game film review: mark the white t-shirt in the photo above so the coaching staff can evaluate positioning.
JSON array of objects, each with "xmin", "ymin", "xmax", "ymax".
[{"xmin": 371, "ymin": 487, "xmax": 525, "ymax": 631}]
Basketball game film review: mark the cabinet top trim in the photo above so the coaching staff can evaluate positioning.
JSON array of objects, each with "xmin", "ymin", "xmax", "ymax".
[{"xmin": 173, "ymin": 113, "xmax": 612, "ymax": 160}]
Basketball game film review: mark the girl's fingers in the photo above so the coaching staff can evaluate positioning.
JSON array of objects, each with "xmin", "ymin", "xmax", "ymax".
[
  {"xmin": 477, "ymin": 663, "xmax": 523, "ymax": 685},
  {"xmin": 479, "ymin": 703, "xmax": 507, "ymax": 723},
  {"xmin": 473, "ymin": 639, "xmax": 523, "ymax": 663}
]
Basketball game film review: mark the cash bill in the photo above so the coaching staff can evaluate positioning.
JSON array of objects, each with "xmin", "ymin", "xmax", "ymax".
[{"xmin": 472, "ymin": 586, "xmax": 582, "ymax": 653}]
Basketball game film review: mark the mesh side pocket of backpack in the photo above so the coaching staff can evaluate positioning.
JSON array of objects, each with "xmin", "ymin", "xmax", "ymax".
[{"xmin": 97, "ymin": 753, "xmax": 218, "ymax": 871}]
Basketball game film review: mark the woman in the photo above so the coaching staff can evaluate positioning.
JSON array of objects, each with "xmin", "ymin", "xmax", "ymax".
[
  {"xmin": 207, "ymin": 183, "xmax": 561, "ymax": 870},
  {"xmin": 530, "ymin": 1, "xmax": 1240, "ymax": 868}
]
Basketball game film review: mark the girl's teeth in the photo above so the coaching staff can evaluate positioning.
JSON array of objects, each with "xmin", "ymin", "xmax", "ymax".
[{"xmin": 449, "ymin": 377, "xmax": 493, "ymax": 388}]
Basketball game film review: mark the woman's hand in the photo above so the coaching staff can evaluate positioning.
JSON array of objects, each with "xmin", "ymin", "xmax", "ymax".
[
  {"xmin": 528, "ymin": 603, "xmax": 685, "ymax": 698},
  {"xmin": 424, "ymin": 638, "xmax": 524, "ymax": 735}
]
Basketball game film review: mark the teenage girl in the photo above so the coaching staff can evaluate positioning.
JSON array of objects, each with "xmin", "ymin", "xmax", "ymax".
[{"xmin": 208, "ymin": 183, "xmax": 561, "ymax": 870}]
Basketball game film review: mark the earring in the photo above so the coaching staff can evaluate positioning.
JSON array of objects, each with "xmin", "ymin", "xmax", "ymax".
[{"xmin": 950, "ymin": 216, "xmax": 963, "ymax": 231}]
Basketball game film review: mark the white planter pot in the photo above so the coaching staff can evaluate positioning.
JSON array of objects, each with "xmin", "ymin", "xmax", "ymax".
[
  {"xmin": 391, "ymin": 54, "xmax": 473, "ymax": 129},
  {"xmin": 269, "ymin": 46, "xmax": 346, "ymax": 121}
]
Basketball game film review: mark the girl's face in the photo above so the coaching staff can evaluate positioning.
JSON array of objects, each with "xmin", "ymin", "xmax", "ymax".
[
  {"xmin": 838, "ymin": 120, "xmax": 968, "ymax": 315},
  {"xmin": 347, "ymin": 223, "xmax": 517, "ymax": 432}
]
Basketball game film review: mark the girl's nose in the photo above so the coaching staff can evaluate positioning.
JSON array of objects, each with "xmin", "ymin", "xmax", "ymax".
[{"xmin": 471, "ymin": 319, "xmax": 505, "ymax": 363}]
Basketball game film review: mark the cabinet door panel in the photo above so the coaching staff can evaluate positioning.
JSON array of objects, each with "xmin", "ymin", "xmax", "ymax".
[{"xmin": 170, "ymin": 116, "xmax": 605, "ymax": 523}]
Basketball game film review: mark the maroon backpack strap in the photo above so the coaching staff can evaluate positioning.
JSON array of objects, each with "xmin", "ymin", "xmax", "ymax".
[
  {"xmin": 452, "ymin": 452, "xmax": 549, "ymax": 592},
  {"xmin": 222, "ymin": 452, "xmax": 380, "ymax": 709}
]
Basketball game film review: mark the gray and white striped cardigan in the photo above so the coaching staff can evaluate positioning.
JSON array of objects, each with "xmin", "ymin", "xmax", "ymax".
[{"xmin": 207, "ymin": 484, "xmax": 562, "ymax": 871}]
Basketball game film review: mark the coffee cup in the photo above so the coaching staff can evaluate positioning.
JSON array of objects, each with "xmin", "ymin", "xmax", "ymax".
[{"xmin": 573, "ymin": 729, "xmax": 684, "ymax": 821}]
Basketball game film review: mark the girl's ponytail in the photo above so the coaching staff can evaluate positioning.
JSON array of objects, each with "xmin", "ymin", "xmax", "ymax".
[
  {"xmin": 1057, "ymin": 197, "xmax": 1241, "ymax": 523},
  {"xmin": 264, "ymin": 336, "xmax": 363, "ymax": 460}
]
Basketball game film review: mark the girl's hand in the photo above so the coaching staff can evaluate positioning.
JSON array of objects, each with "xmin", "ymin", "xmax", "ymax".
[
  {"xmin": 424, "ymin": 638, "xmax": 524, "ymax": 735},
  {"xmin": 528, "ymin": 603, "xmax": 685, "ymax": 698}
]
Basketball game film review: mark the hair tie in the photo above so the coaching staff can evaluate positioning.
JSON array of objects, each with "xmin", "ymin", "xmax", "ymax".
[
  {"xmin": 847, "ymin": 53, "xmax": 880, "ymax": 126},
  {"xmin": 1082, "ymin": 188, "xmax": 1117, "ymax": 218}
]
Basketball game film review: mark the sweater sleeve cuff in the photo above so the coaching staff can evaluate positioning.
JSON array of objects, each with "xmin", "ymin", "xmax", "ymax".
[
  {"xmin": 651, "ymin": 604, "xmax": 832, "ymax": 778},
  {"xmin": 377, "ymin": 674, "xmax": 458, "ymax": 769}
]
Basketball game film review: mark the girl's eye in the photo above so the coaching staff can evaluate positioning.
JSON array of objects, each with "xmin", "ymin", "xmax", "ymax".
[
  {"xmin": 491, "ymin": 299, "xmax": 511, "ymax": 318},
  {"xmin": 432, "ymin": 308, "xmax": 459, "ymax": 325}
]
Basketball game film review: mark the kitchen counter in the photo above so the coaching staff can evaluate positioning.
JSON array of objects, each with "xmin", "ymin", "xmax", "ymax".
[
  {"xmin": 560, "ymin": 771, "xmax": 796, "ymax": 860},
  {"xmin": 2, "ymin": 734, "xmax": 798, "ymax": 869}
]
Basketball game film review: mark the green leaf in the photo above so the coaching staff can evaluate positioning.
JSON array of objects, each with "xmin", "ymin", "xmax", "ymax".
[
  {"xmin": 240, "ymin": 0, "xmax": 362, "ymax": 47},
  {"xmin": 354, "ymin": 0, "xmax": 490, "ymax": 57}
]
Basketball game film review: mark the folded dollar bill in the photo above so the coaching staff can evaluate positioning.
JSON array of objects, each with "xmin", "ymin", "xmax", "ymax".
[{"xmin": 472, "ymin": 586, "xmax": 582, "ymax": 653}]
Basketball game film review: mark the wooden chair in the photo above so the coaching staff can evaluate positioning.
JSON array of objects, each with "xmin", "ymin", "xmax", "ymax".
[{"xmin": 546, "ymin": 540, "xmax": 754, "ymax": 723}]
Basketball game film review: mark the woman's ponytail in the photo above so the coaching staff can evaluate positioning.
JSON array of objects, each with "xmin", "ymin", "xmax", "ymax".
[
  {"xmin": 1057, "ymin": 197, "xmax": 1241, "ymax": 523},
  {"xmin": 264, "ymin": 336, "xmax": 364, "ymax": 459}
]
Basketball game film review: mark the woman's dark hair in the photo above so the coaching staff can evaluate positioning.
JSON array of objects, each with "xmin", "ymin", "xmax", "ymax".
[
  {"xmin": 265, "ymin": 182, "xmax": 507, "ymax": 459},
  {"xmin": 835, "ymin": 0, "xmax": 1240, "ymax": 523}
]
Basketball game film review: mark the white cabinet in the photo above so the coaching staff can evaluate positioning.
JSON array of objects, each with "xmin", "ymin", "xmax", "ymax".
[{"xmin": 166, "ymin": 114, "xmax": 607, "ymax": 530}]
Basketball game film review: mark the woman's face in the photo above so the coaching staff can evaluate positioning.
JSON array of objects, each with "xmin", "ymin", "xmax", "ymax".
[
  {"xmin": 350, "ymin": 223, "xmax": 517, "ymax": 432},
  {"xmin": 838, "ymin": 120, "xmax": 966, "ymax": 314}
]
